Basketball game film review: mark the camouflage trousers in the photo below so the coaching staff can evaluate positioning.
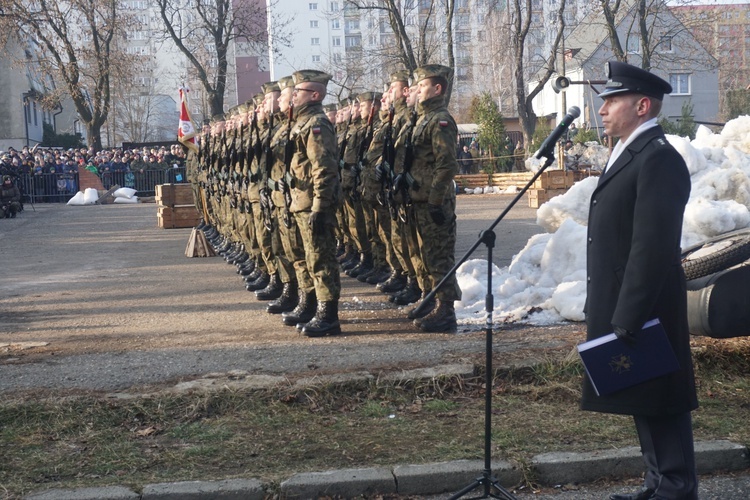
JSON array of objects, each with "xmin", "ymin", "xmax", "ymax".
[
  {"xmin": 342, "ymin": 191, "xmax": 371, "ymax": 255},
  {"xmin": 295, "ymin": 210, "xmax": 341, "ymax": 302},
  {"xmin": 413, "ymin": 199, "xmax": 461, "ymax": 301},
  {"xmin": 251, "ymin": 201, "xmax": 275, "ymax": 275},
  {"xmin": 361, "ymin": 199, "xmax": 386, "ymax": 268},
  {"xmin": 274, "ymin": 205, "xmax": 305, "ymax": 286}
]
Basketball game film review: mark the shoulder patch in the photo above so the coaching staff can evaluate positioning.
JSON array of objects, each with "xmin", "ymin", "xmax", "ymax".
[
  {"xmin": 312, "ymin": 127, "xmax": 321, "ymax": 135},
  {"xmin": 439, "ymin": 120, "xmax": 448, "ymax": 127}
]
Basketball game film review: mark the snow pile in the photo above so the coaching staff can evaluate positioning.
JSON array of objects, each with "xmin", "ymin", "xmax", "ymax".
[{"xmin": 454, "ymin": 116, "xmax": 750, "ymax": 326}]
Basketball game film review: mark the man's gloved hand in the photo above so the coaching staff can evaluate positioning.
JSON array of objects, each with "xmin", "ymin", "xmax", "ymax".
[
  {"xmin": 392, "ymin": 173, "xmax": 404, "ymax": 191},
  {"xmin": 374, "ymin": 163, "xmax": 388, "ymax": 183},
  {"xmin": 277, "ymin": 177, "xmax": 288, "ymax": 193},
  {"xmin": 613, "ymin": 325, "xmax": 637, "ymax": 347},
  {"xmin": 428, "ymin": 203, "xmax": 446, "ymax": 225},
  {"xmin": 310, "ymin": 211, "xmax": 326, "ymax": 235}
]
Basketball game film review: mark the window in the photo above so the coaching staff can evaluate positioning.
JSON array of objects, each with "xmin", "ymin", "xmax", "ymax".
[
  {"xmin": 311, "ymin": 37, "xmax": 320, "ymax": 45},
  {"xmin": 310, "ymin": 20, "xmax": 318, "ymax": 28},
  {"xmin": 331, "ymin": 19, "xmax": 340, "ymax": 29},
  {"xmin": 627, "ymin": 35, "xmax": 640, "ymax": 53},
  {"xmin": 346, "ymin": 19, "xmax": 360, "ymax": 30},
  {"xmin": 312, "ymin": 55, "xmax": 321, "ymax": 62},
  {"xmin": 455, "ymin": 31, "xmax": 470, "ymax": 43},
  {"xmin": 345, "ymin": 35, "xmax": 361, "ymax": 47},
  {"xmin": 660, "ymin": 36, "xmax": 672, "ymax": 52},
  {"xmin": 457, "ymin": 14, "xmax": 469, "ymax": 25},
  {"xmin": 309, "ymin": 2, "xmax": 317, "ymax": 10},
  {"xmin": 669, "ymin": 73, "xmax": 691, "ymax": 95},
  {"xmin": 478, "ymin": 30, "xmax": 486, "ymax": 42},
  {"xmin": 332, "ymin": 36, "xmax": 341, "ymax": 46},
  {"xmin": 33, "ymin": 102, "xmax": 38, "ymax": 126},
  {"xmin": 330, "ymin": 1, "xmax": 338, "ymax": 11}
]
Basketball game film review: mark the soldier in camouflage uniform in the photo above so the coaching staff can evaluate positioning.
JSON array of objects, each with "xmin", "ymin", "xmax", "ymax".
[
  {"xmin": 288, "ymin": 69, "xmax": 342, "ymax": 337},
  {"xmin": 405, "ymin": 64, "xmax": 461, "ymax": 333},
  {"xmin": 340, "ymin": 97, "xmax": 373, "ymax": 278},
  {"xmin": 335, "ymin": 99, "xmax": 356, "ymax": 263}
]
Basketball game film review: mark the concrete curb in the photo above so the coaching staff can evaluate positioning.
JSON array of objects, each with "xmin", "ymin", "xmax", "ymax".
[{"xmin": 23, "ymin": 440, "xmax": 749, "ymax": 499}]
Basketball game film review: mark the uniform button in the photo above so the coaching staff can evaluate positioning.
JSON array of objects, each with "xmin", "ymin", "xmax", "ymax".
[
  {"xmin": 592, "ymin": 199, "xmax": 597, "ymax": 205},
  {"xmin": 588, "ymin": 237, "xmax": 592, "ymax": 243},
  {"xmin": 587, "ymin": 277, "xmax": 591, "ymax": 282}
]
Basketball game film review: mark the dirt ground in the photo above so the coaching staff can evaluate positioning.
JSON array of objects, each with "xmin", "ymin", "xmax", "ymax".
[{"xmin": 0, "ymin": 195, "xmax": 583, "ymax": 395}]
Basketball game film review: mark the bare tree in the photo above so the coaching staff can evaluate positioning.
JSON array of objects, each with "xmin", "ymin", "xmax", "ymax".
[
  {"xmin": 0, "ymin": 0, "xmax": 135, "ymax": 150},
  {"xmin": 508, "ymin": 0, "xmax": 567, "ymax": 147},
  {"xmin": 344, "ymin": 0, "xmax": 453, "ymax": 72},
  {"xmin": 155, "ymin": 0, "xmax": 290, "ymax": 117},
  {"xmin": 597, "ymin": 0, "xmax": 717, "ymax": 71}
]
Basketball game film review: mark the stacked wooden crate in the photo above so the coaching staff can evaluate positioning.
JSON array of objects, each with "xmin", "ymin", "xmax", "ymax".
[
  {"xmin": 155, "ymin": 184, "xmax": 200, "ymax": 229},
  {"xmin": 527, "ymin": 170, "xmax": 575, "ymax": 208}
]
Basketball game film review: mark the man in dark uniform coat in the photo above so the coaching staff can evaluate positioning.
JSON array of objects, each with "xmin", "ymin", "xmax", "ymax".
[{"xmin": 584, "ymin": 61, "xmax": 698, "ymax": 500}]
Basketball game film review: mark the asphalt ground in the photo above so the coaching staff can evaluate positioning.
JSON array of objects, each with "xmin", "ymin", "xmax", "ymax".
[{"xmin": 2, "ymin": 195, "xmax": 748, "ymax": 499}]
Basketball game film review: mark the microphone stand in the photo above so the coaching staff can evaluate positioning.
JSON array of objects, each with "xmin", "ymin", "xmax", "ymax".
[{"xmin": 423, "ymin": 153, "xmax": 558, "ymax": 500}]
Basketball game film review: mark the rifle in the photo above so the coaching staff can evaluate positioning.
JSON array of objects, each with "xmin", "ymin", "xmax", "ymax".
[
  {"xmin": 338, "ymin": 99, "xmax": 353, "ymax": 174},
  {"xmin": 259, "ymin": 111, "xmax": 275, "ymax": 232},
  {"xmin": 281, "ymin": 103, "xmax": 295, "ymax": 229},
  {"xmin": 352, "ymin": 104, "xmax": 376, "ymax": 199},
  {"xmin": 394, "ymin": 109, "xmax": 420, "ymax": 223},
  {"xmin": 376, "ymin": 105, "xmax": 396, "ymax": 219}
]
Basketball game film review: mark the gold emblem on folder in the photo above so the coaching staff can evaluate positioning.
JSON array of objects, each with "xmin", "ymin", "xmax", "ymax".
[{"xmin": 609, "ymin": 354, "xmax": 633, "ymax": 374}]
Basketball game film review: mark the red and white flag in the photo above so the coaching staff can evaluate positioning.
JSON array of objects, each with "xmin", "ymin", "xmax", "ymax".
[{"xmin": 178, "ymin": 87, "xmax": 198, "ymax": 152}]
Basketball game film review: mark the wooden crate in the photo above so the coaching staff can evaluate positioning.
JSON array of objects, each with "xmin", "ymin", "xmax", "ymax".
[
  {"xmin": 155, "ymin": 184, "xmax": 194, "ymax": 207},
  {"xmin": 157, "ymin": 205, "xmax": 201, "ymax": 229},
  {"xmin": 533, "ymin": 170, "xmax": 575, "ymax": 190},
  {"xmin": 528, "ymin": 188, "xmax": 567, "ymax": 209}
]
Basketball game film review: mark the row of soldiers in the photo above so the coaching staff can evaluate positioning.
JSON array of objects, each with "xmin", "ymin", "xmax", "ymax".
[{"xmin": 186, "ymin": 65, "xmax": 462, "ymax": 336}]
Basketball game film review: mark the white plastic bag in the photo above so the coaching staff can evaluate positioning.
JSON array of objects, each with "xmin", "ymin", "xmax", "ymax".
[
  {"xmin": 66, "ymin": 191, "xmax": 86, "ymax": 206},
  {"xmin": 113, "ymin": 187, "xmax": 137, "ymax": 199}
]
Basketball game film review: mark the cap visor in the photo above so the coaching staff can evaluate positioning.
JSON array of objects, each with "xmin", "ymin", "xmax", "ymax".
[{"xmin": 598, "ymin": 88, "xmax": 632, "ymax": 98}]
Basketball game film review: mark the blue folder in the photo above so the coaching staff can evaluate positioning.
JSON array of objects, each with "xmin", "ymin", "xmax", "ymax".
[{"xmin": 577, "ymin": 319, "xmax": 680, "ymax": 396}]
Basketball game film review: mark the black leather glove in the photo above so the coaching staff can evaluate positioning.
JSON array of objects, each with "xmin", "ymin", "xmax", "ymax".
[
  {"xmin": 310, "ymin": 211, "xmax": 326, "ymax": 235},
  {"xmin": 277, "ymin": 177, "xmax": 288, "ymax": 193},
  {"xmin": 374, "ymin": 163, "xmax": 387, "ymax": 183},
  {"xmin": 613, "ymin": 325, "xmax": 637, "ymax": 347},
  {"xmin": 392, "ymin": 173, "xmax": 404, "ymax": 191},
  {"xmin": 428, "ymin": 203, "xmax": 446, "ymax": 225}
]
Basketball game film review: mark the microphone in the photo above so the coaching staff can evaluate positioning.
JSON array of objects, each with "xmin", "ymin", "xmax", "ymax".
[{"xmin": 534, "ymin": 106, "xmax": 581, "ymax": 159}]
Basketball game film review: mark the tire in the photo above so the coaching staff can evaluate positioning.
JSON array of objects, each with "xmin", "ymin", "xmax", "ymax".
[{"xmin": 681, "ymin": 228, "xmax": 750, "ymax": 281}]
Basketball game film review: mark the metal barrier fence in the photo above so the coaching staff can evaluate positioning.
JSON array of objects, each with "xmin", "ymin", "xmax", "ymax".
[{"xmin": 15, "ymin": 168, "xmax": 188, "ymax": 204}]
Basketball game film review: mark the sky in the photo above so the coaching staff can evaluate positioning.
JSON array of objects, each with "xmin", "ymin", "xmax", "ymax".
[{"xmin": 453, "ymin": 115, "xmax": 750, "ymax": 327}]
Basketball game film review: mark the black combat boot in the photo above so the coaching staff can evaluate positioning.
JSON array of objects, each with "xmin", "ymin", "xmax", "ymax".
[
  {"xmin": 366, "ymin": 266, "xmax": 392, "ymax": 285},
  {"xmin": 230, "ymin": 246, "xmax": 249, "ymax": 265},
  {"xmin": 282, "ymin": 290, "xmax": 317, "ymax": 326},
  {"xmin": 224, "ymin": 244, "xmax": 241, "ymax": 262},
  {"xmin": 245, "ymin": 271, "xmax": 270, "ymax": 291},
  {"xmin": 255, "ymin": 272, "xmax": 283, "ymax": 300},
  {"xmin": 243, "ymin": 265, "xmax": 263, "ymax": 282},
  {"xmin": 337, "ymin": 245, "xmax": 356, "ymax": 264},
  {"xmin": 347, "ymin": 253, "xmax": 373, "ymax": 278},
  {"xmin": 415, "ymin": 299, "xmax": 457, "ymax": 333},
  {"xmin": 377, "ymin": 270, "xmax": 407, "ymax": 293},
  {"xmin": 266, "ymin": 282, "xmax": 299, "ymax": 314},
  {"xmin": 196, "ymin": 220, "xmax": 207, "ymax": 230},
  {"xmin": 356, "ymin": 263, "xmax": 381, "ymax": 283},
  {"xmin": 406, "ymin": 291, "xmax": 436, "ymax": 320},
  {"xmin": 390, "ymin": 276, "xmax": 421, "ymax": 305},
  {"xmin": 238, "ymin": 259, "xmax": 256, "ymax": 276},
  {"xmin": 340, "ymin": 251, "xmax": 360, "ymax": 271},
  {"xmin": 302, "ymin": 301, "xmax": 341, "ymax": 337}
]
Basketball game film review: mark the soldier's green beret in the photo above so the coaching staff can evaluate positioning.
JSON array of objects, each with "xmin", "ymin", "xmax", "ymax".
[
  {"xmin": 278, "ymin": 76, "xmax": 295, "ymax": 91},
  {"xmin": 323, "ymin": 103, "xmax": 338, "ymax": 112},
  {"xmin": 253, "ymin": 93, "xmax": 264, "ymax": 106},
  {"xmin": 261, "ymin": 81, "xmax": 280, "ymax": 94},
  {"xmin": 211, "ymin": 113, "xmax": 225, "ymax": 123},
  {"xmin": 390, "ymin": 70, "xmax": 411, "ymax": 84},
  {"xmin": 339, "ymin": 99, "xmax": 350, "ymax": 108},
  {"xmin": 413, "ymin": 64, "xmax": 453, "ymax": 84},
  {"xmin": 357, "ymin": 91, "xmax": 382, "ymax": 103},
  {"xmin": 292, "ymin": 69, "xmax": 331, "ymax": 86},
  {"xmin": 237, "ymin": 102, "xmax": 249, "ymax": 113},
  {"xmin": 243, "ymin": 99, "xmax": 255, "ymax": 109}
]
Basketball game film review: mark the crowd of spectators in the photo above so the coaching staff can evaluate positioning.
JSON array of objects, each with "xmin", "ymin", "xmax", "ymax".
[{"xmin": 0, "ymin": 144, "xmax": 188, "ymax": 202}]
